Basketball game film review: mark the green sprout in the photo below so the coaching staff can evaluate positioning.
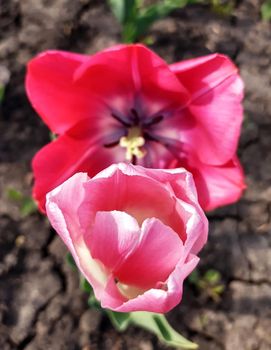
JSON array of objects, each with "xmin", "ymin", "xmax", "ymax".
[
  {"xmin": 7, "ymin": 188, "xmax": 38, "ymax": 217},
  {"xmin": 261, "ymin": 0, "xmax": 271, "ymax": 20},
  {"xmin": 0, "ymin": 85, "xmax": 5, "ymax": 103},
  {"xmin": 209, "ymin": 0, "xmax": 235, "ymax": 16},
  {"xmin": 108, "ymin": 0, "xmax": 199, "ymax": 43},
  {"xmin": 0, "ymin": 65, "xmax": 10, "ymax": 104},
  {"xmin": 66, "ymin": 252, "xmax": 77, "ymax": 270},
  {"xmin": 189, "ymin": 268, "xmax": 225, "ymax": 302}
]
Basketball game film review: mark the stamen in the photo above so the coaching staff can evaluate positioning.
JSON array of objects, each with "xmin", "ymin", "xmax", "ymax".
[
  {"xmin": 130, "ymin": 108, "xmax": 140, "ymax": 125},
  {"xmin": 104, "ymin": 140, "xmax": 120, "ymax": 148},
  {"xmin": 143, "ymin": 115, "xmax": 164, "ymax": 127},
  {"xmin": 103, "ymin": 130, "xmax": 127, "ymax": 148},
  {"xmin": 145, "ymin": 132, "xmax": 185, "ymax": 159},
  {"xmin": 119, "ymin": 127, "xmax": 146, "ymax": 161},
  {"xmin": 143, "ymin": 132, "xmax": 160, "ymax": 142},
  {"xmin": 111, "ymin": 112, "xmax": 132, "ymax": 127}
]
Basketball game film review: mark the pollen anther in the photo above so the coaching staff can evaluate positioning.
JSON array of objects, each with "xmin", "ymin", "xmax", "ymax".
[{"xmin": 119, "ymin": 127, "xmax": 146, "ymax": 161}]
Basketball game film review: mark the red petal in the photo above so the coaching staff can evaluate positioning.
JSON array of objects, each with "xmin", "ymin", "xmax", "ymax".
[
  {"xmin": 75, "ymin": 44, "xmax": 190, "ymax": 117},
  {"xmin": 170, "ymin": 53, "xmax": 237, "ymax": 99},
  {"xmin": 184, "ymin": 75, "xmax": 243, "ymax": 164},
  {"xmin": 170, "ymin": 54, "xmax": 244, "ymax": 165},
  {"xmin": 32, "ymin": 121, "xmax": 122, "ymax": 212},
  {"xmin": 26, "ymin": 50, "xmax": 105, "ymax": 134},
  {"xmin": 183, "ymin": 156, "xmax": 246, "ymax": 211}
]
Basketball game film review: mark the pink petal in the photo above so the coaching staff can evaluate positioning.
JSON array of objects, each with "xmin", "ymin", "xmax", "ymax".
[
  {"xmin": 45, "ymin": 173, "xmax": 107, "ymax": 298},
  {"xmin": 85, "ymin": 211, "xmax": 140, "ymax": 271},
  {"xmin": 129, "ymin": 165, "xmax": 199, "ymax": 206},
  {"xmin": 26, "ymin": 50, "xmax": 105, "ymax": 134},
  {"xmin": 79, "ymin": 163, "xmax": 208, "ymax": 255},
  {"xmin": 78, "ymin": 165, "xmax": 186, "ymax": 242},
  {"xmin": 100, "ymin": 274, "xmax": 128, "ymax": 309},
  {"xmin": 101, "ymin": 253, "xmax": 199, "ymax": 313},
  {"xmin": 46, "ymin": 172, "xmax": 89, "ymax": 245},
  {"xmin": 45, "ymin": 163, "xmax": 207, "ymax": 313},
  {"xmin": 115, "ymin": 218, "xmax": 183, "ymax": 290},
  {"xmin": 120, "ymin": 164, "xmax": 208, "ymax": 255}
]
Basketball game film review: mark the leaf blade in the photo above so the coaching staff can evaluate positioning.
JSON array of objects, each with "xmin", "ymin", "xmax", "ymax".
[
  {"xmin": 130, "ymin": 312, "xmax": 198, "ymax": 349},
  {"xmin": 105, "ymin": 310, "xmax": 132, "ymax": 331}
]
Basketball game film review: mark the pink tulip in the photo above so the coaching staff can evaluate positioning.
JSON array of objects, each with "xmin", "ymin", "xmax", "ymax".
[
  {"xmin": 46, "ymin": 163, "xmax": 208, "ymax": 313},
  {"xmin": 26, "ymin": 44, "xmax": 245, "ymax": 212}
]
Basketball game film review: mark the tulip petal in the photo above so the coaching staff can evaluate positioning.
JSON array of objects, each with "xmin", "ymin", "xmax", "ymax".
[
  {"xmin": 75, "ymin": 44, "xmax": 190, "ymax": 117},
  {"xmin": 79, "ymin": 166, "xmax": 186, "ymax": 241},
  {"xmin": 112, "ymin": 164, "xmax": 208, "ymax": 255},
  {"xmin": 187, "ymin": 157, "xmax": 246, "ymax": 212},
  {"xmin": 45, "ymin": 163, "xmax": 208, "ymax": 314},
  {"xmin": 85, "ymin": 211, "xmax": 140, "ymax": 271},
  {"xmin": 46, "ymin": 172, "xmax": 89, "ymax": 246},
  {"xmin": 33, "ymin": 122, "xmax": 125, "ymax": 212},
  {"xmin": 170, "ymin": 53, "xmax": 238, "ymax": 100},
  {"xmin": 183, "ymin": 75, "xmax": 243, "ymax": 165},
  {"xmin": 46, "ymin": 173, "xmax": 108, "ymax": 298},
  {"xmin": 115, "ymin": 218, "xmax": 183, "ymax": 290},
  {"xmin": 101, "ymin": 253, "xmax": 199, "ymax": 313},
  {"xmin": 170, "ymin": 54, "xmax": 243, "ymax": 165},
  {"xmin": 26, "ymin": 50, "xmax": 106, "ymax": 134}
]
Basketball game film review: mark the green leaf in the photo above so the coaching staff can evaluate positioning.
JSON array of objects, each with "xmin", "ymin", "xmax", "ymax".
[
  {"xmin": 130, "ymin": 312, "xmax": 198, "ymax": 349},
  {"xmin": 141, "ymin": 35, "xmax": 155, "ymax": 45},
  {"xmin": 212, "ymin": 284, "xmax": 225, "ymax": 295},
  {"xmin": 203, "ymin": 269, "xmax": 221, "ymax": 284},
  {"xmin": 7, "ymin": 188, "xmax": 23, "ymax": 201},
  {"xmin": 105, "ymin": 310, "xmax": 132, "ymax": 331},
  {"xmin": 7, "ymin": 188, "xmax": 37, "ymax": 217},
  {"xmin": 261, "ymin": 0, "xmax": 271, "ymax": 20},
  {"xmin": 66, "ymin": 252, "xmax": 77, "ymax": 270},
  {"xmin": 88, "ymin": 294, "xmax": 102, "ymax": 309},
  {"xmin": 0, "ymin": 85, "xmax": 4, "ymax": 103},
  {"xmin": 80, "ymin": 275, "xmax": 93, "ymax": 293},
  {"xmin": 209, "ymin": 0, "xmax": 234, "ymax": 16},
  {"xmin": 83, "ymin": 295, "xmax": 197, "ymax": 348},
  {"xmin": 108, "ymin": 0, "xmax": 138, "ymax": 24},
  {"xmin": 188, "ymin": 269, "xmax": 200, "ymax": 285},
  {"xmin": 109, "ymin": 0, "xmax": 198, "ymax": 42},
  {"xmin": 134, "ymin": 0, "xmax": 188, "ymax": 40},
  {"xmin": 66, "ymin": 253, "xmax": 77, "ymax": 271},
  {"xmin": 123, "ymin": 22, "xmax": 138, "ymax": 42},
  {"xmin": 108, "ymin": 0, "xmax": 141, "ymax": 42},
  {"xmin": 20, "ymin": 197, "xmax": 37, "ymax": 217}
]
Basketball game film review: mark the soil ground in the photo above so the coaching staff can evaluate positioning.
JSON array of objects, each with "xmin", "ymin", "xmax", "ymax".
[{"xmin": 0, "ymin": 0, "xmax": 271, "ymax": 349}]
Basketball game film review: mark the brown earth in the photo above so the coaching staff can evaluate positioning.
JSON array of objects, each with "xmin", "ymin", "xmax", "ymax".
[{"xmin": 0, "ymin": 0, "xmax": 271, "ymax": 349}]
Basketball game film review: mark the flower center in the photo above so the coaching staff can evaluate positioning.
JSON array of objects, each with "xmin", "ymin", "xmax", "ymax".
[
  {"xmin": 119, "ymin": 126, "xmax": 146, "ymax": 161},
  {"xmin": 115, "ymin": 279, "xmax": 146, "ymax": 300},
  {"xmin": 105, "ymin": 107, "xmax": 171, "ymax": 164}
]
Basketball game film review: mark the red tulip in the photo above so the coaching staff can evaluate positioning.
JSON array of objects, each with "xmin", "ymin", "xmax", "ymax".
[{"xmin": 26, "ymin": 44, "xmax": 245, "ymax": 212}]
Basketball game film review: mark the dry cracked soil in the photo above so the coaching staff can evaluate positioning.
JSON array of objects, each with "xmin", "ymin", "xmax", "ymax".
[{"xmin": 0, "ymin": 0, "xmax": 271, "ymax": 349}]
